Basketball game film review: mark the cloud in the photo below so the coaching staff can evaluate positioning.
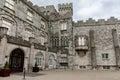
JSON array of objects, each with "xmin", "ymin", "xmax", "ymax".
[{"xmin": 29, "ymin": 0, "xmax": 120, "ymax": 21}]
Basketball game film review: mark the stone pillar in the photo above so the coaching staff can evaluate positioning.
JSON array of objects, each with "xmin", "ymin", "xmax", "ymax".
[
  {"xmin": 89, "ymin": 30, "xmax": 97, "ymax": 70},
  {"xmin": 44, "ymin": 42, "xmax": 49, "ymax": 70},
  {"xmin": 0, "ymin": 27, "xmax": 8, "ymax": 67},
  {"xmin": 0, "ymin": 35, "xmax": 7, "ymax": 66},
  {"xmin": 29, "ymin": 44, "xmax": 34, "ymax": 71},
  {"xmin": 28, "ymin": 37, "xmax": 35, "ymax": 72},
  {"xmin": 112, "ymin": 29, "xmax": 120, "ymax": 70}
]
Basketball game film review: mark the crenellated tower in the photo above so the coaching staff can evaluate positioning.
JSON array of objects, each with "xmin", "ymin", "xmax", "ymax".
[{"xmin": 58, "ymin": 3, "xmax": 73, "ymax": 15}]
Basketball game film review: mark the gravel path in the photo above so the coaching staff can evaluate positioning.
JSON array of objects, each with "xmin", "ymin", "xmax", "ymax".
[{"xmin": 0, "ymin": 70, "xmax": 120, "ymax": 80}]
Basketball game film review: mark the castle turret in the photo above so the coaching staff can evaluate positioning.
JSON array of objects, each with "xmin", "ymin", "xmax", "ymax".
[
  {"xmin": 39, "ymin": 5, "xmax": 57, "ymax": 15},
  {"xmin": 58, "ymin": 3, "xmax": 73, "ymax": 15}
]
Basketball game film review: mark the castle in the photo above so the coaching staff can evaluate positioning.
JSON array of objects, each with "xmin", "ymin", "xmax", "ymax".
[{"xmin": 0, "ymin": 0, "xmax": 120, "ymax": 73}]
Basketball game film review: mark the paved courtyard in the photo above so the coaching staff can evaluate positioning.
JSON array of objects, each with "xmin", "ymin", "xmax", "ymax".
[{"xmin": 0, "ymin": 70, "xmax": 120, "ymax": 80}]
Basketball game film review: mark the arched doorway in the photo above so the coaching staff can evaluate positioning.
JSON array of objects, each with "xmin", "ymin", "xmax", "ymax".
[{"xmin": 9, "ymin": 48, "xmax": 24, "ymax": 73}]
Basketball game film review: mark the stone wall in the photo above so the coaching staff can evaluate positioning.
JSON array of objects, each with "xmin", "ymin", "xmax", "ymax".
[
  {"xmin": 0, "ymin": 0, "xmax": 48, "ymax": 45},
  {"xmin": 73, "ymin": 24, "xmax": 118, "ymax": 70}
]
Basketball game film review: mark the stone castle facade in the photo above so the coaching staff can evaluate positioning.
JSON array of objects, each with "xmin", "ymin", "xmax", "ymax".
[{"xmin": 0, "ymin": 0, "xmax": 120, "ymax": 72}]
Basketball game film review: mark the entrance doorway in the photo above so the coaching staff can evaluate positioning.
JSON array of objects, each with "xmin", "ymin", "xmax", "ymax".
[{"xmin": 9, "ymin": 48, "xmax": 24, "ymax": 73}]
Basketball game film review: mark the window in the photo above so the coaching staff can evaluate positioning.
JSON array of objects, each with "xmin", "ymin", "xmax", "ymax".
[
  {"xmin": 78, "ymin": 37, "xmax": 85, "ymax": 46},
  {"xmin": 49, "ymin": 55, "xmax": 55, "ymax": 66},
  {"xmin": 40, "ymin": 37, "xmax": 45, "ymax": 45},
  {"xmin": 103, "ymin": 66, "xmax": 110, "ymax": 69},
  {"xmin": 75, "ymin": 35, "xmax": 88, "ymax": 47},
  {"xmin": 61, "ymin": 36, "xmax": 69, "ymax": 47},
  {"xmin": 27, "ymin": 10, "xmax": 33, "ymax": 21},
  {"xmin": 49, "ymin": 59, "xmax": 53, "ymax": 66},
  {"xmin": 36, "ymin": 58, "xmax": 42, "ymax": 66},
  {"xmin": 24, "ymin": 28, "xmax": 34, "ymax": 41},
  {"xmin": 51, "ymin": 37, "xmax": 59, "ymax": 47},
  {"xmin": 61, "ymin": 23, "xmax": 67, "ymax": 30},
  {"xmin": 35, "ymin": 53, "xmax": 43, "ymax": 67},
  {"xmin": 41, "ymin": 21, "xmax": 46, "ymax": 29},
  {"xmin": 2, "ymin": 19, "xmax": 13, "ymax": 34},
  {"xmin": 5, "ymin": 0, "xmax": 15, "ymax": 10},
  {"xmin": 79, "ymin": 66, "xmax": 86, "ymax": 69},
  {"xmin": 102, "ymin": 53, "xmax": 109, "ymax": 59}
]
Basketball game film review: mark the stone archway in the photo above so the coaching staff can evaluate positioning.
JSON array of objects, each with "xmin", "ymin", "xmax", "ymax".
[{"xmin": 9, "ymin": 48, "xmax": 24, "ymax": 73}]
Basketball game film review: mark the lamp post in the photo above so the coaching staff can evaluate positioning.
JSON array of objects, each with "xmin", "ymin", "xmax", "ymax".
[{"xmin": 28, "ymin": 37, "xmax": 35, "ymax": 72}]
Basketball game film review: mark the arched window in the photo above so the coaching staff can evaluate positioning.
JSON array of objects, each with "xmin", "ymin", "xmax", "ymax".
[{"xmin": 49, "ymin": 55, "xmax": 55, "ymax": 66}]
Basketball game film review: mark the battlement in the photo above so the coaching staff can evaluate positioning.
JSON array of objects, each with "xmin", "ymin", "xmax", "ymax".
[
  {"xmin": 39, "ymin": 5, "xmax": 57, "ymax": 15},
  {"xmin": 74, "ymin": 17, "xmax": 120, "ymax": 27},
  {"xmin": 58, "ymin": 3, "xmax": 73, "ymax": 15},
  {"xmin": 21, "ymin": 0, "xmax": 49, "ymax": 19}
]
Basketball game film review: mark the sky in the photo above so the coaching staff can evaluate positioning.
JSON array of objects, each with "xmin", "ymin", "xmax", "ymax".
[{"xmin": 28, "ymin": 0, "xmax": 120, "ymax": 21}]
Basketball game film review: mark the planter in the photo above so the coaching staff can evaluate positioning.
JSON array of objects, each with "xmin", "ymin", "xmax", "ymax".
[
  {"xmin": 32, "ymin": 67, "xmax": 39, "ymax": 72},
  {"xmin": 0, "ymin": 69, "xmax": 10, "ymax": 77}
]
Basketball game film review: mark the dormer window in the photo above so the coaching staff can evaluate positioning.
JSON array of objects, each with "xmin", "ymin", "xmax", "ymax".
[
  {"xmin": 27, "ymin": 10, "xmax": 33, "ymax": 22},
  {"xmin": 5, "ymin": 0, "xmax": 15, "ymax": 10}
]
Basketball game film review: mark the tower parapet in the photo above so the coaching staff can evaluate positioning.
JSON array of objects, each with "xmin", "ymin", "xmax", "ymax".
[
  {"xmin": 74, "ymin": 17, "xmax": 119, "ymax": 27},
  {"xmin": 39, "ymin": 5, "xmax": 57, "ymax": 15},
  {"xmin": 58, "ymin": 3, "xmax": 73, "ymax": 15}
]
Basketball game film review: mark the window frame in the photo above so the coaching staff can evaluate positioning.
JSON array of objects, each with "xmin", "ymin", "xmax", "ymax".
[
  {"xmin": 35, "ymin": 53, "xmax": 44, "ymax": 67},
  {"xmin": 4, "ymin": 0, "xmax": 15, "ymax": 10},
  {"xmin": 60, "ymin": 22, "xmax": 67, "ymax": 31},
  {"xmin": 24, "ymin": 28, "xmax": 34, "ymax": 41},
  {"xmin": 36, "ymin": 57, "xmax": 42, "ymax": 67},
  {"xmin": 78, "ymin": 37, "xmax": 85, "ymax": 46},
  {"xmin": 1, "ymin": 18, "xmax": 13, "ymax": 35},
  {"xmin": 26, "ymin": 10, "xmax": 33, "ymax": 22},
  {"xmin": 102, "ymin": 53, "xmax": 109, "ymax": 60},
  {"xmin": 61, "ymin": 36, "xmax": 69, "ymax": 47}
]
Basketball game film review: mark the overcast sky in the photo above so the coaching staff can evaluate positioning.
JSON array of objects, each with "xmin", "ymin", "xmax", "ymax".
[{"xmin": 28, "ymin": 0, "xmax": 120, "ymax": 21}]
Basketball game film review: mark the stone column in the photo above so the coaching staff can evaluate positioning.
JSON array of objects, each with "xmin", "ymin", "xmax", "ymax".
[
  {"xmin": 0, "ymin": 35, "xmax": 7, "ymax": 66},
  {"xmin": 112, "ymin": 29, "xmax": 120, "ymax": 70},
  {"xmin": 28, "ymin": 37, "xmax": 35, "ymax": 72},
  {"xmin": 44, "ymin": 42, "xmax": 49, "ymax": 70},
  {"xmin": 0, "ymin": 27, "xmax": 8, "ymax": 67},
  {"xmin": 89, "ymin": 30, "xmax": 97, "ymax": 70}
]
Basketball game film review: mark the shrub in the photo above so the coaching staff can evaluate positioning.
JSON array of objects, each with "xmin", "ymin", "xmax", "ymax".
[
  {"xmin": 4, "ymin": 61, "xmax": 9, "ymax": 69},
  {"xmin": 35, "ymin": 61, "xmax": 38, "ymax": 67}
]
